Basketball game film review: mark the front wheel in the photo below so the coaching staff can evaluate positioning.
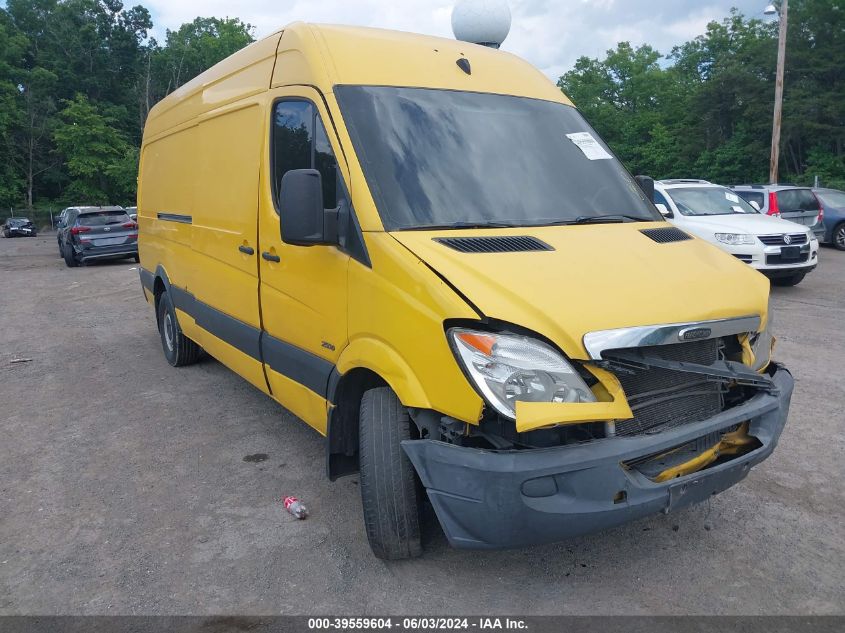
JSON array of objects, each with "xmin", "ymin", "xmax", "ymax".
[
  {"xmin": 157, "ymin": 290, "xmax": 202, "ymax": 366},
  {"xmin": 771, "ymin": 272, "xmax": 806, "ymax": 287},
  {"xmin": 359, "ymin": 386, "xmax": 423, "ymax": 560}
]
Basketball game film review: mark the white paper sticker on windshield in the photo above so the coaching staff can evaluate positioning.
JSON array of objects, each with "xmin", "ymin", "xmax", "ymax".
[
  {"xmin": 566, "ymin": 132, "xmax": 613, "ymax": 160},
  {"xmin": 732, "ymin": 205, "xmax": 744, "ymax": 213},
  {"xmin": 725, "ymin": 192, "xmax": 740, "ymax": 203}
]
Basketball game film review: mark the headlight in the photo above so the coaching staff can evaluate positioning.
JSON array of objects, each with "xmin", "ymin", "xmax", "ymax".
[
  {"xmin": 749, "ymin": 300, "xmax": 774, "ymax": 371},
  {"xmin": 715, "ymin": 233, "xmax": 755, "ymax": 245},
  {"xmin": 449, "ymin": 328, "xmax": 596, "ymax": 420}
]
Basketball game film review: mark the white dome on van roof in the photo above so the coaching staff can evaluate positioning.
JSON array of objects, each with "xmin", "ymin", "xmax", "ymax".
[{"xmin": 451, "ymin": 0, "xmax": 511, "ymax": 49}]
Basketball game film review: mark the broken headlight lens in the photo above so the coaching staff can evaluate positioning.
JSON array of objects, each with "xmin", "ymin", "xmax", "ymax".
[
  {"xmin": 449, "ymin": 328, "xmax": 596, "ymax": 420},
  {"xmin": 715, "ymin": 233, "xmax": 755, "ymax": 245}
]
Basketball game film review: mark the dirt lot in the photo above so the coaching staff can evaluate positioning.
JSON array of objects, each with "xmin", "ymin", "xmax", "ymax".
[{"xmin": 1, "ymin": 232, "xmax": 843, "ymax": 615}]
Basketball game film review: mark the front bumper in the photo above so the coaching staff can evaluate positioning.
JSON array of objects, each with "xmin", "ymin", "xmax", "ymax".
[
  {"xmin": 402, "ymin": 364, "xmax": 793, "ymax": 550},
  {"xmin": 727, "ymin": 239, "xmax": 819, "ymax": 274}
]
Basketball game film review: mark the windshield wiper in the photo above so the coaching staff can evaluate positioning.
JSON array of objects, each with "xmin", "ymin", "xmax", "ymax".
[
  {"xmin": 573, "ymin": 214, "xmax": 652, "ymax": 224},
  {"xmin": 402, "ymin": 221, "xmax": 518, "ymax": 231}
]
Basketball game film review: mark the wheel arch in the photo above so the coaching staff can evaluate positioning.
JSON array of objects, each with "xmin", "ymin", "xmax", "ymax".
[{"xmin": 325, "ymin": 338, "xmax": 432, "ymax": 481}]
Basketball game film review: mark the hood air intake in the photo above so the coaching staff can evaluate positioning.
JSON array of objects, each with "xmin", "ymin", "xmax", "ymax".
[
  {"xmin": 640, "ymin": 227, "xmax": 692, "ymax": 243},
  {"xmin": 434, "ymin": 236, "xmax": 554, "ymax": 253}
]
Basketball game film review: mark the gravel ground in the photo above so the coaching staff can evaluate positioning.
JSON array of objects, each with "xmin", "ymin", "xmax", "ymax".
[{"xmin": 1, "ymin": 232, "xmax": 843, "ymax": 615}]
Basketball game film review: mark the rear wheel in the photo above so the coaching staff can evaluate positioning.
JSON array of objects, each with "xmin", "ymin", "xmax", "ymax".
[
  {"xmin": 833, "ymin": 222, "xmax": 845, "ymax": 251},
  {"xmin": 63, "ymin": 243, "xmax": 78, "ymax": 267},
  {"xmin": 157, "ymin": 290, "xmax": 201, "ymax": 366},
  {"xmin": 133, "ymin": 254, "xmax": 140, "ymax": 263},
  {"xmin": 771, "ymin": 272, "xmax": 805, "ymax": 287},
  {"xmin": 359, "ymin": 386, "xmax": 422, "ymax": 560}
]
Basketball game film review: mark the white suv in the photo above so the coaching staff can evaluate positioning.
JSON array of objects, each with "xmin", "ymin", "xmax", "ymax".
[{"xmin": 654, "ymin": 180, "xmax": 819, "ymax": 286}]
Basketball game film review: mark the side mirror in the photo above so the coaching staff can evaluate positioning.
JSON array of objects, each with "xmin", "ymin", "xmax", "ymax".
[
  {"xmin": 749, "ymin": 200, "xmax": 761, "ymax": 212},
  {"xmin": 654, "ymin": 203, "xmax": 673, "ymax": 218},
  {"xmin": 635, "ymin": 175, "xmax": 655, "ymax": 201},
  {"xmin": 278, "ymin": 169, "xmax": 336, "ymax": 246}
]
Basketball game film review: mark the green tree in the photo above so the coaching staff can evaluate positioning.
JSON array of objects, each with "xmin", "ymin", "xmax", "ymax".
[
  {"xmin": 152, "ymin": 17, "xmax": 254, "ymax": 96},
  {"xmin": 0, "ymin": 18, "xmax": 28, "ymax": 206},
  {"xmin": 52, "ymin": 93, "xmax": 134, "ymax": 203}
]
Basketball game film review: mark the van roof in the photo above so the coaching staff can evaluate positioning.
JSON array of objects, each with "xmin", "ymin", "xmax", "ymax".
[{"xmin": 145, "ymin": 23, "xmax": 570, "ymax": 140}]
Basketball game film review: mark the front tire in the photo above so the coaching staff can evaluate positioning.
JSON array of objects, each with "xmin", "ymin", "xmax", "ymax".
[
  {"xmin": 156, "ymin": 290, "xmax": 202, "ymax": 366},
  {"xmin": 772, "ymin": 272, "xmax": 805, "ymax": 287},
  {"xmin": 359, "ymin": 386, "xmax": 422, "ymax": 560}
]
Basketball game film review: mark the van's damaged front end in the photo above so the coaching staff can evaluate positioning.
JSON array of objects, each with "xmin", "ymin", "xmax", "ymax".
[{"xmin": 401, "ymin": 314, "xmax": 792, "ymax": 549}]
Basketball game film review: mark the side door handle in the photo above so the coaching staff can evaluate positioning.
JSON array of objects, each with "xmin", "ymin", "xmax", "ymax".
[
  {"xmin": 238, "ymin": 245, "xmax": 255, "ymax": 255},
  {"xmin": 262, "ymin": 251, "xmax": 281, "ymax": 262}
]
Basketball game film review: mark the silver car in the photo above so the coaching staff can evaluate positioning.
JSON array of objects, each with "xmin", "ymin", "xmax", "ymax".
[{"xmin": 731, "ymin": 184, "xmax": 825, "ymax": 240}]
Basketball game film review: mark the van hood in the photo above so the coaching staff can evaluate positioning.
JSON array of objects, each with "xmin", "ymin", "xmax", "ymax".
[{"xmin": 391, "ymin": 222, "xmax": 768, "ymax": 360}]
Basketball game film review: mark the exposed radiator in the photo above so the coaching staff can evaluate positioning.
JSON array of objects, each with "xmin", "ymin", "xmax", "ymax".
[{"xmin": 611, "ymin": 338, "xmax": 725, "ymax": 436}]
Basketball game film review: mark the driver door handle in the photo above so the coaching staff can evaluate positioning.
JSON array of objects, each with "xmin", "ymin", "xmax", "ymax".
[
  {"xmin": 238, "ymin": 245, "xmax": 254, "ymax": 255},
  {"xmin": 262, "ymin": 251, "xmax": 281, "ymax": 262}
]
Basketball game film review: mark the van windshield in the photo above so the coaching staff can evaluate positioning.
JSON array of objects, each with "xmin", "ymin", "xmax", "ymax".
[{"xmin": 335, "ymin": 86, "xmax": 659, "ymax": 231}]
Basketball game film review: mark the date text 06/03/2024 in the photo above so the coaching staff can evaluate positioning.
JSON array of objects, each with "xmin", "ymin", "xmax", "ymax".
[{"xmin": 306, "ymin": 617, "xmax": 528, "ymax": 630}]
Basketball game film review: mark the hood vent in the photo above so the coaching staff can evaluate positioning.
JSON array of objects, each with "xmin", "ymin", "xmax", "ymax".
[
  {"xmin": 640, "ymin": 227, "xmax": 692, "ymax": 244},
  {"xmin": 434, "ymin": 236, "xmax": 554, "ymax": 253}
]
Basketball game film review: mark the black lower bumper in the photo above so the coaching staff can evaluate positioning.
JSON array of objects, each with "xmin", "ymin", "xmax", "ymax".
[
  {"xmin": 763, "ymin": 264, "xmax": 816, "ymax": 279},
  {"xmin": 77, "ymin": 243, "xmax": 138, "ymax": 261},
  {"xmin": 402, "ymin": 365, "xmax": 793, "ymax": 550}
]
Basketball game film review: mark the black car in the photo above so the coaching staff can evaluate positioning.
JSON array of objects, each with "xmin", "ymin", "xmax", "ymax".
[
  {"xmin": 3, "ymin": 218, "xmax": 37, "ymax": 237},
  {"xmin": 59, "ymin": 207, "xmax": 138, "ymax": 267}
]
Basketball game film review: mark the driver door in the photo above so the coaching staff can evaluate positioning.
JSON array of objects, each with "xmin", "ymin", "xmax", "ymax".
[{"xmin": 258, "ymin": 86, "xmax": 350, "ymax": 434}]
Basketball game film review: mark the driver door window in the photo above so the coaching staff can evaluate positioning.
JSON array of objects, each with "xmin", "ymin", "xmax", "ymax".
[{"xmin": 272, "ymin": 100, "xmax": 338, "ymax": 212}]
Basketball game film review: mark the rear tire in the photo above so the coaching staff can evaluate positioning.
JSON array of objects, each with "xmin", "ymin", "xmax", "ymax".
[
  {"xmin": 133, "ymin": 254, "xmax": 140, "ymax": 263},
  {"xmin": 63, "ymin": 244, "xmax": 78, "ymax": 267},
  {"xmin": 833, "ymin": 222, "xmax": 845, "ymax": 251},
  {"xmin": 359, "ymin": 386, "xmax": 423, "ymax": 560},
  {"xmin": 771, "ymin": 272, "xmax": 805, "ymax": 287},
  {"xmin": 157, "ymin": 290, "xmax": 201, "ymax": 367}
]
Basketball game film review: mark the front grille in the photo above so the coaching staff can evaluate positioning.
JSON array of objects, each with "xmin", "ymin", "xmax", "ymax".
[
  {"xmin": 609, "ymin": 339, "xmax": 724, "ymax": 436},
  {"xmin": 434, "ymin": 236, "xmax": 553, "ymax": 253},
  {"xmin": 759, "ymin": 233, "xmax": 808, "ymax": 245},
  {"xmin": 733, "ymin": 254, "xmax": 753, "ymax": 263},
  {"xmin": 766, "ymin": 252, "xmax": 809, "ymax": 265}
]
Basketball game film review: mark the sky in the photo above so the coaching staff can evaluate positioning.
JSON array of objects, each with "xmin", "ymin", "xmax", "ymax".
[{"xmin": 143, "ymin": 0, "xmax": 773, "ymax": 79}]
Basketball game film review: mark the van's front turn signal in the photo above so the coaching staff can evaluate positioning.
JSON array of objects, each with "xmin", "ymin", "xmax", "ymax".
[{"xmin": 449, "ymin": 328, "xmax": 595, "ymax": 420}]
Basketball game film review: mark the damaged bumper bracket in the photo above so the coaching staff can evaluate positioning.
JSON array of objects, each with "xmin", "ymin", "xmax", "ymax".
[{"xmin": 597, "ymin": 349, "xmax": 777, "ymax": 392}]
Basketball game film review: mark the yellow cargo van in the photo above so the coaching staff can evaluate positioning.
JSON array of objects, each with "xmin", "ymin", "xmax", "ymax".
[{"xmin": 138, "ymin": 23, "xmax": 793, "ymax": 559}]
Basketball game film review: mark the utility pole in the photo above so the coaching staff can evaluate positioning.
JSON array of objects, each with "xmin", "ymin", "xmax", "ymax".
[{"xmin": 769, "ymin": 0, "xmax": 788, "ymax": 185}]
